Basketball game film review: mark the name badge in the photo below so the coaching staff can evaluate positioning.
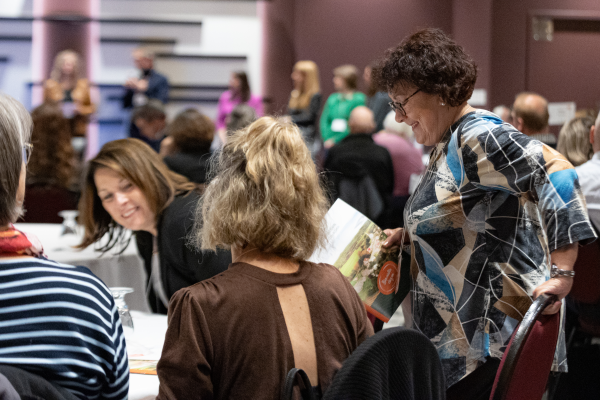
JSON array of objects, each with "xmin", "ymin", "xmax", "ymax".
[{"xmin": 331, "ymin": 118, "xmax": 347, "ymax": 132}]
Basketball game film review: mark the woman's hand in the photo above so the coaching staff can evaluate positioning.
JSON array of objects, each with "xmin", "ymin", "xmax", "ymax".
[
  {"xmin": 382, "ymin": 228, "xmax": 408, "ymax": 249},
  {"xmin": 532, "ymin": 277, "xmax": 573, "ymax": 315},
  {"xmin": 532, "ymin": 243, "xmax": 578, "ymax": 315}
]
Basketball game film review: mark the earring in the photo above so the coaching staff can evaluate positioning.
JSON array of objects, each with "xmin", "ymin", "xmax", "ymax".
[{"xmin": 441, "ymin": 102, "xmax": 445, "ymax": 106}]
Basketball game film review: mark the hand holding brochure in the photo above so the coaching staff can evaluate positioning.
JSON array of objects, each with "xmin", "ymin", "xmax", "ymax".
[{"xmin": 309, "ymin": 199, "xmax": 410, "ymax": 322}]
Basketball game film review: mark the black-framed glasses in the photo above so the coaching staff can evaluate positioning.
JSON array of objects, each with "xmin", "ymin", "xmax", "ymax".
[
  {"xmin": 22, "ymin": 143, "xmax": 33, "ymax": 165},
  {"xmin": 388, "ymin": 88, "xmax": 421, "ymax": 117}
]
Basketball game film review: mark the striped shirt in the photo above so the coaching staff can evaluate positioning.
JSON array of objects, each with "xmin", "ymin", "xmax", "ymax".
[{"xmin": 0, "ymin": 257, "xmax": 129, "ymax": 399}]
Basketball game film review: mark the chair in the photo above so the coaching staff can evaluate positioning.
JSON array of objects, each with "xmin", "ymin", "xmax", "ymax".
[
  {"xmin": 0, "ymin": 365, "xmax": 79, "ymax": 400},
  {"xmin": 21, "ymin": 184, "xmax": 78, "ymax": 223},
  {"xmin": 490, "ymin": 294, "xmax": 560, "ymax": 400},
  {"xmin": 548, "ymin": 231, "xmax": 600, "ymax": 399},
  {"xmin": 322, "ymin": 327, "xmax": 446, "ymax": 400}
]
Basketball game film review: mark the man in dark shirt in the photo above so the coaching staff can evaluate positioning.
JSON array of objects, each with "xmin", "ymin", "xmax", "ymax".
[
  {"xmin": 324, "ymin": 106, "xmax": 394, "ymax": 225},
  {"xmin": 123, "ymin": 48, "xmax": 169, "ymax": 146}
]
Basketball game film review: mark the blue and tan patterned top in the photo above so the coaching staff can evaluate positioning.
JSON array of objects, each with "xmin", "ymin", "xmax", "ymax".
[{"xmin": 403, "ymin": 110, "xmax": 596, "ymax": 387}]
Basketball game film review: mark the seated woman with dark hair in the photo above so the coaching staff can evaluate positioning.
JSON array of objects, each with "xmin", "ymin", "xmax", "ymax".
[
  {"xmin": 22, "ymin": 102, "xmax": 79, "ymax": 222},
  {"xmin": 77, "ymin": 139, "xmax": 230, "ymax": 314},
  {"xmin": 156, "ymin": 117, "xmax": 373, "ymax": 399},
  {"xmin": 161, "ymin": 108, "xmax": 215, "ymax": 184}
]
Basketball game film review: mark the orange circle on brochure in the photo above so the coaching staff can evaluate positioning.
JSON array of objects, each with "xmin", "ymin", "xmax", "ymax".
[{"xmin": 378, "ymin": 261, "xmax": 398, "ymax": 295}]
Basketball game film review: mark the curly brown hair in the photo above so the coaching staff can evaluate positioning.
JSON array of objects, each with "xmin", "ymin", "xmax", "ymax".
[
  {"xmin": 166, "ymin": 108, "xmax": 214, "ymax": 153},
  {"xmin": 373, "ymin": 28, "xmax": 477, "ymax": 107},
  {"xmin": 28, "ymin": 102, "xmax": 75, "ymax": 189}
]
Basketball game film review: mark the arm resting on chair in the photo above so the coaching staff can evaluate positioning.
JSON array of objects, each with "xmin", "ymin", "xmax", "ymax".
[{"xmin": 532, "ymin": 243, "xmax": 578, "ymax": 315}]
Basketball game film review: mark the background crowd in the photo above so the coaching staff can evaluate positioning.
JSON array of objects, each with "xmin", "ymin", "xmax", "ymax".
[{"xmin": 1, "ymin": 25, "xmax": 599, "ymax": 400}]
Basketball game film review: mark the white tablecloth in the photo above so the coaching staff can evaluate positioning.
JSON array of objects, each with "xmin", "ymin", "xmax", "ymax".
[
  {"xmin": 14, "ymin": 223, "xmax": 151, "ymax": 312},
  {"xmin": 127, "ymin": 311, "xmax": 167, "ymax": 400}
]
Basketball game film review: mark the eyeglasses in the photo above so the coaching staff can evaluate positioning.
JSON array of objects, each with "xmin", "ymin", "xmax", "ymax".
[
  {"xmin": 22, "ymin": 143, "xmax": 33, "ymax": 165},
  {"xmin": 389, "ymin": 89, "xmax": 421, "ymax": 117}
]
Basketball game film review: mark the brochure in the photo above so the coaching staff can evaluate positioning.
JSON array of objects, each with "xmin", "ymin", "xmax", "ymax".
[{"xmin": 309, "ymin": 199, "xmax": 410, "ymax": 322}]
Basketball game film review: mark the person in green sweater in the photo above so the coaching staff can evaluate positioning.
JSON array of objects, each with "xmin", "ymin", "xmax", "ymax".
[{"xmin": 320, "ymin": 64, "xmax": 366, "ymax": 148}]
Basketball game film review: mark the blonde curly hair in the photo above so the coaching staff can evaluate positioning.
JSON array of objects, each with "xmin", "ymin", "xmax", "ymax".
[{"xmin": 195, "ymin": 116, "xmax": 329, "ymax": 260}]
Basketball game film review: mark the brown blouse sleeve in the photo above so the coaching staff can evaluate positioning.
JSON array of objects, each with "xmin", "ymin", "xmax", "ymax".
[{"xmin": 157, "ymin": 288, "xmax": 214, "ymax": 400}]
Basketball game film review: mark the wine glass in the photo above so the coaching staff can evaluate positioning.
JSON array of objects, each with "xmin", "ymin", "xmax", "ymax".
[
  {"xmin": 58, "ymin": 210, "xmax": 79, "ymax": 236},
  {"xmin": 110, "ymin": 287, "xmax": 134, "ymax": 332}
]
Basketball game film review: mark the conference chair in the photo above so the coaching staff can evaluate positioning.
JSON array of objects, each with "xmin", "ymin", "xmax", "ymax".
[
  {"xmin": 321, "ymin": 327, "xmax": 446, "ymax": 400},
  {"xmin": 490, "ymin": 294, "xmax": 560, "ymax": 400}
]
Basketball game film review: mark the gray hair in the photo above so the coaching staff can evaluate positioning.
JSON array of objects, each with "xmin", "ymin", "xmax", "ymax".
[{"xmin": 0, "ymin": 93, "xmax": 32, "ymax": 226}]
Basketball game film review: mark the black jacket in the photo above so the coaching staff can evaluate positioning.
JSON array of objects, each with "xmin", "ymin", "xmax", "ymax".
[
  {"xmin": 325, "ymin": 134, "xmax": 394, "ymax": 202},
  {"xmin": 123, "ymin": 69, "xmax": 170, "ymax": 108},
  {"xmin": 136, "ymin": 191, "xmax": 231, "ymax": 314},
  {"xmin": 164, "ymin": 150, "xmax": 212, "ymax": 185},
  {"xmin": 288, "ymin": 93, "xmax": 322, "ymax": 141}
]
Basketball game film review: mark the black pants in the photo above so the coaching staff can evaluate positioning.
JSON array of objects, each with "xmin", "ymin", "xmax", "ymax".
[{"xmin": 446, "ymin": 357, "xmax": 501, "ymax": 400}]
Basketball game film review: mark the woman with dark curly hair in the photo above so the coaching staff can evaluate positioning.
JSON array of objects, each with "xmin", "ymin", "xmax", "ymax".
[{"xmin": 377, "ymin": 28, "xmax": 596, "ymax": 399}]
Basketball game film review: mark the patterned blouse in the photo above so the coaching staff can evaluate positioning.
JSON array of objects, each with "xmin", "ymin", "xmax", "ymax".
[{"xmin": 403, "ymin": 110, "xmax": 596, "ymax": 387}]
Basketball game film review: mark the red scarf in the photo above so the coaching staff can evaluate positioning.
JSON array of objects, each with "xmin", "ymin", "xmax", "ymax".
[{"xmin": 0, "ymin": 225, "xmax": 45, "ymax": 258}]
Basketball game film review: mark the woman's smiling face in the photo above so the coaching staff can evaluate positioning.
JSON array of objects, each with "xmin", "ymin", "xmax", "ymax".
[
  {"xmin": 389, "ymin": 83, "xmax": 448, "ymax": 146},
  {"xmin": 94, "ymin": 167, "xmax": 156, "ymax": 234}
]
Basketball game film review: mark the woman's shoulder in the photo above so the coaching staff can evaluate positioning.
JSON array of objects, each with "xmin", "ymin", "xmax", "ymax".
[
  {"xmin": 304, "ymin": 261, "xmax": 356, "ymax": 290},
  {"xmin": 171, "ymin": 267, "xmax": 240, "ymax": 306},
  {"xmin": 159, "ymin": 191, "xmax": 200, "ymax": 235},
  {"xmin": 457, "ymin": 109, "xmax": 523, "ymax": 144}
]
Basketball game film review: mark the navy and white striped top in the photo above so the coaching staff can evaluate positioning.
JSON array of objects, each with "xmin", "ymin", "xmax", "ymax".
[{"xmin": 0, "ymin": 257, "xmax": 129, "ymax": 399}]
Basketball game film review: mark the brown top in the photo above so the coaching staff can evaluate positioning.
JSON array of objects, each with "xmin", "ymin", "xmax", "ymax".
[{"xmin": 156, "ymin": 261, "xmax": 373, "ymax": 400}]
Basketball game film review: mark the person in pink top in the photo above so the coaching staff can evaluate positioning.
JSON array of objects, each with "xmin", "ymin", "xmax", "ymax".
[
  {"xmin": 216, "ymin": 71, "xmax": 263, "ymax": 146},
  {"xmin": 373, "ymin": 110, "xmax": 424, "ymax": 227}
]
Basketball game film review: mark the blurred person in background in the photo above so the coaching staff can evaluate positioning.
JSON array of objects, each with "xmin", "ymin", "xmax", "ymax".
[
  {"xmin": 226, "ymin": 103, "xmax": 257, "ymax": 137},
  {"xmin": 132, "ymin": 100, "xmax": 167, "ymax": 152},
  {"xmin": 161, "ymin": 108, "xmax": 214, "ymax": 185},
  {"xmin": 287, "ymin": 60, "xmax": 322, "ymax": 156},
  {"xmin": 556, "ymin": 116, "xmax": 595, "ymax": 167},
  {"xmin": 492, "ymin": 104, "xmax": 511, "ymax": 123},
  {"xmin": 575, "ymin": 112, "xmax": 600, "ymax": 229},
  {"xmin": 77, "ymin": 139, "xmax": 230, "ymax": 314},
  {"xmin": 324, "ymin": 106, "xmax": 394, "ymax": 226},
  {"xmin": 511, "ymin": 92, "xmax": 556, "ymax": 148},
  {"xmin": 215, "ymin": 71, "xmax": 263, "ymax": 146},
  {"xmin": 27, "ymin": 102, "xmax": 77, "ymax": 190},
  {"xmin": 320, "ymin": 64, "xmax": 366, "ymax": 149},
  {"xmin": 22, "ymin": 102, "xmax": 79, "ymax": 223},
  {"xmin": 0, "ymin": 92, "xmax": 128, "ymax": 399},
  {"xmin": 123, "ymin": 48, "xmax": 169, "ymax": 147},
  {"xmin": 364, "ymin": 62, "xmax": 390, "ymax": 132},
  {"xmin": 373, "ymin": 111, "xmax": 423, "ymax": 228},
  {"xmin": 156, "ymin": 116, "xmax": 373, "ymax": 399},
  {"xmin": 43, "ymin": 49, "xmax": 95, "ymax": 139}
]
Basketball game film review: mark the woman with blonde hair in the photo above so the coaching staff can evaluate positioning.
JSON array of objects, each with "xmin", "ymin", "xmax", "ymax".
[
  {"xmin": 77, "ymin": 138, "xmax": 230, "ymax": 314},
  {"xmin": 156, "ymin": 117, "xmax": 373, "ymax": 399},
  {"xmin": 557, "ymin": 116, "xmax": 594, "ymax": 167},
  {"xmin": 287, "ymin": 60, "xmax": 322, "ymax": 154},
  {"xmin": 320, "ymin": 64, "xmax": 366, "ymax": 148},
  {"xmin": 43, "ymin": 49, "xmax": 95, "ymax": 137}
]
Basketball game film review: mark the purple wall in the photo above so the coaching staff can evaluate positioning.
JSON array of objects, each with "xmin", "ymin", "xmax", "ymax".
[
  {"xmin": 490, "ymin": 0, "xmax": 600, "ymax": 109},
  {"xmin": 262, "ymin": 0, "xmax": 600, "ymax": 118},
  {"xmin": 262, "ymin": 0, "xmax": 453, "ymax": 114}
]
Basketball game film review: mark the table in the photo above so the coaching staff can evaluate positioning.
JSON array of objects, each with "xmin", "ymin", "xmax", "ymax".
[
  {"xmin": 127, "ymin": 311, "xmax": 167, "ymax": 400},
  {"xmin": 14, "ymin": 223, "xmax": 150, "ymax": 312}
]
